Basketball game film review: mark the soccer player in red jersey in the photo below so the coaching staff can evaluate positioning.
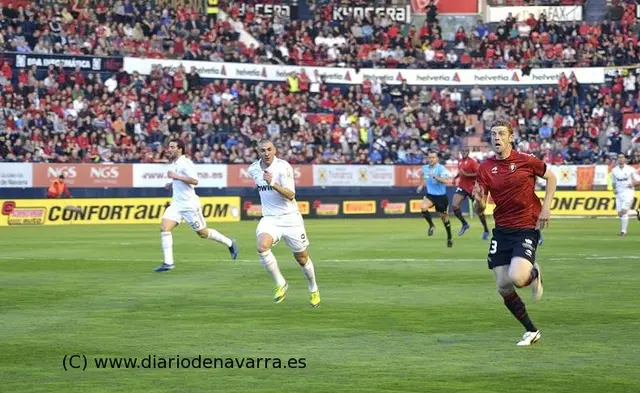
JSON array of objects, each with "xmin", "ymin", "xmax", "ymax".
[
  {"xmin": 452, "ymin": 146, "xmax": 490, "ymax": 240},
  {"xmin": 472, "ymin": 120, "xmax": 557, "ymax": 346}
]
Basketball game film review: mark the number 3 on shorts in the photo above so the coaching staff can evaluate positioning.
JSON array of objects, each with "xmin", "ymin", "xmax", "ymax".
[{"xmin": 489, "ymin": 240, "xmax": 498, "ymax": 254}]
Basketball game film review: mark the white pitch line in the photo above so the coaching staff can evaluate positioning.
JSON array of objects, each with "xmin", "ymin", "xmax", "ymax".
[{"xmin": 0, "ymin": 256, "xmax": 638, "ymax": 263}]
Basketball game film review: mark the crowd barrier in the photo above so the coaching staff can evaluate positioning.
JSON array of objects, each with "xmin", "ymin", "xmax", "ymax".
[
  {"xmin": 122, "ymin": 57, "xmax": 605, "ymax": 86},
  {"xmin": 2, "ymin": 163, "xmax": 634, "ymax": 191},
  {"xmin": 1, "ymin": 51, "xmax": 603, "ymax": 87},
  {"xmin": 2, "ymin": 190, "xmax": 637, "ymax": 227}
]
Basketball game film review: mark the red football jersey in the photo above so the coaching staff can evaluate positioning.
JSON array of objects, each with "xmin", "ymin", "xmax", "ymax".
[
  {"xmin": 457, "ymin": 157, "xmax": 480, "ymax": 194},
  {"xmin": 477, "ymin": 151, "xmax": 547, "ymax": 229}
]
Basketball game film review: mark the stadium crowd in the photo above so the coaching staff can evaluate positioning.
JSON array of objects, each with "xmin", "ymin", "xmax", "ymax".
[
  {"xmin": 0, "ymin": 0, "xmax": 639, "ymax": 165},
  {"xmin": 0, "ymin": 0, "xmax": 638, "ymax": 68}
]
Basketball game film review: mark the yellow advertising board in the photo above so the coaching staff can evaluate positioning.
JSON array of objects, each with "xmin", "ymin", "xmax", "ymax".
[{"xmin": 0, "ymin": 197, "xmax": 241, "ymax": 226}]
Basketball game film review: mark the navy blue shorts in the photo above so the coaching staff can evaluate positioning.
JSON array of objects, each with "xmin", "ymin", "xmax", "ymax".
[
  {"xmin": 454, "ymin": 187, "xmax": 474, "ymax": 201},
  {"xmin": 487, "ymin": 227, "xmax": 540, "ymax": 270}
]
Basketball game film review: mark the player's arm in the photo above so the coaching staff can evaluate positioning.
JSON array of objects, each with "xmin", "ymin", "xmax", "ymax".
[
  {"xmin": 538, "ymin": 163, "xmax": 557, "ymax": 229},
  {"xmin": 265, "ymin": 165, "xmax": 296, "ymax": 201},
  {"xmin": 472, "ymin": 165, "xmax": 488, "ymax": 210},
  {"xmin": 63, "ymin": 184, "xmax": 72, "ymax": 198},
  {"xmin": 168, "ymin": 163, "xmax": 198, "ymax": 185},
  {"xmin": 631, "ymin": 170, "xmax": 640, "ymax": 188},
  {"xmin": 433, "ymin": 166, "xmax": 450, "ymax": 184},
  {"xmin": 472, "ymin": 181, "xmax": 488, "ymax": 210},
  {"xmin": 416, "ymin": 170, "xmax": 425, "ymax": 193}
]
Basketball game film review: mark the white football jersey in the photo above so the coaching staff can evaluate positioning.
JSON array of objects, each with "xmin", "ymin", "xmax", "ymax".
[
  {"xmin": 612, "ymin": 165, "xmax": 639, "ymax": 194},
  {"xmin": 171, "ymin": 155, "xmax": 200, "ymax": 208},
  {"xmin": 248, "ymin": 157, "xmax": 298, "ymax": 216}
]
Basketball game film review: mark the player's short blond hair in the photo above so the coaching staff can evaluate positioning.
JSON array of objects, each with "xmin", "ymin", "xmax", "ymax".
[{"xmin": 491, "ymin": 120, "xmax": 513, "ymax": 135}]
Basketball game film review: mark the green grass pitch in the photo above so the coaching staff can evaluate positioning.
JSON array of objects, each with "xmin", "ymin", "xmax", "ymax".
[{"xmin": 1, "ymin": 218, "xmax": 639, "ymax": 393}]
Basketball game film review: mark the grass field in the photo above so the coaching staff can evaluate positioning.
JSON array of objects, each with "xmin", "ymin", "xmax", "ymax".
[{"xmin": 1, "ymin": 217, "xmax": 639, "ymax": 393}]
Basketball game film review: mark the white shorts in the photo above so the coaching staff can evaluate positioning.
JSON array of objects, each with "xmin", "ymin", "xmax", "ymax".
[
  {"xmin": 616, "ymin": 191, "xmax": 634, "ymax": 212},
  {"xmin": 256, "ymin": 212, "xmax": 309, "ymax": 253},
  {"xmin": 162, "ymin": 204, "xmax": 207, "ymax": 232}
]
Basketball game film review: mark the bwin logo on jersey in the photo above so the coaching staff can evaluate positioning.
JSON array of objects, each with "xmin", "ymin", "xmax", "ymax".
[{"xmin": 257, "ymin": 185, "xmax": 274, "ymax": 192}]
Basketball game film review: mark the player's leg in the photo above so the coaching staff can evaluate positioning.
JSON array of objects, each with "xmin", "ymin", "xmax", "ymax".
[
  {"xmin": 256, "ymin": 218, "xmax": 287, "ymax": 303},
  {"xmin": 488, "ymin": 231, "xmax": 540, "ymax": 345},
  {"xmin": 421, "ymin": 196, "xmax": 436, "ymax": 236},
  {"xmin": 618, "ymin": 209, "xmax": 629, "ymax": 236},
  {"xmin": 508, "ymin": 230, "xmax": 542, "ymax": 301},
  {"xmin": 495, "ymin": 265, "xmax": 541, "ymax": 345},
  {"xmin": 616, "ymin": 193, "xmax": 634, "ymax": 235},
  {"xmin": 293, "ymin": 249, "xmax": 320, "ymax": 308},
  {"xmin": 156, "ymin": 205, "xmax": 181, "ymax": 272},
  {"xmin": 451, "ymin": 189, "xmax": 470, "ymax": 235},
  {"xmin": 283, "ymin": 216, "xmax": 320, "ymax": 307},
  {"xmin": 436, "ymin": 196, "xmax": 453, "ymax": 247},
  {"xmin": 189, "ymin": 208, "xmax": 238, "ymax": 259}
]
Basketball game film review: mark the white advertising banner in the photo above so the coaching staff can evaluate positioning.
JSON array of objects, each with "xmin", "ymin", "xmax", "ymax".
[
  {"xmin": 593, "ymin": 165, "xmax": 610, "ymax": 187},
  {"xmin": 133, "ymin": 164, "xmax": 227, "ymax": 188},
  {"xmin": 124, "ymin": 57, "xmax": 604, "ymax": 86},
  {"xmin": 361, "ymin": 67, "xmax": 605, "ymax": 86},
  {"xmin": 485, "ymin": 5, "xmax": 583, "ymax": 23},
  {"xmin": 551, "ymin": 165, "xmax": 578, "ymax": 187},
  {"xmin": 313, "ymin": 165, "xmax": 395, "ymax": 187},
  {"xmin": 123, "ymin": 58, "xmax": 355, "ymax": 85},
  {"xmin": 0, "ymin": 163, "xmax": 33, "ymax": 188}
]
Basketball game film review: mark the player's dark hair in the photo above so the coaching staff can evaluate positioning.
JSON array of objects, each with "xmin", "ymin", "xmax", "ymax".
[
  {"xmin": 258, "ymin": 138, "xmax": 274, "ymax": 146},
  {"xmin": 170, "ymin": 139, "xmax": 186, "ymax": 154},
  {"xmin": 491, "ymin": 120, "xmax": 513, "ymax": 135},
  {"xmin": 258, "ymin": 138, "xmax": 278, "ymax": 151}
]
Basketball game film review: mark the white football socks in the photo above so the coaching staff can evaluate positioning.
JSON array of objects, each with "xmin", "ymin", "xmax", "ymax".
[
  {"xmin": 299, "ymin": 260, "xmax": 318, "ymax": 293},
  {"xmin": 161, "ymin": 231, "xmax": 174, "ymax": 266},
  {"xmin": 207, "ymin": 228, "xmax": 233, "ymax": 247},
  {"xmin": 621, "ymin": 216, "xmax": 629, "ymax": 234},
  {"xmin": 259, "ymin": 250, "xmax": 286, "ymax": 287}
]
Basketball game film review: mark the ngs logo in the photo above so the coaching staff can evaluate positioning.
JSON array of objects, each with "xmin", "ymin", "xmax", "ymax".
[
  {"xmin": 47, "ymin": 166, "xmax": 77, "ymax": 179},
  {"xmin": 90, "ymin": 166, "xmax": 119, "ymax": 178}
]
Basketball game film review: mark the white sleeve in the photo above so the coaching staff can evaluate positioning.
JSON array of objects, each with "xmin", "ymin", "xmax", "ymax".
[
  {"xmin": 279, "ymin": 162, "xmax": 296, "ymax": 192},
  {"xmin": 182, "ymin": 160, "xmax": 198, "ymax": 180},
  {"xmin": 630, "ymin": 168, "xmax": 640, "ymax": 183}
]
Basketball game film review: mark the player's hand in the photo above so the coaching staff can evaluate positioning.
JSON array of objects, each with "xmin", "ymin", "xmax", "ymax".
[
  {"xmin": 537, "ymin": 207, "xmax": 551, "ymax": 229},
  {"xmin": 472, "ymin": 183, "xmax": 483, "ymax": 200},
  {"xmin": 167, "ymin": 170, "xmax": 180, "ymax": 180},
  {"xmin": 164, "ymin": 182, "xmax": 172, "ymax": 190},
  {"xmin": 263, "ymin": 171, "xmax": 274, "ymax": 185}
]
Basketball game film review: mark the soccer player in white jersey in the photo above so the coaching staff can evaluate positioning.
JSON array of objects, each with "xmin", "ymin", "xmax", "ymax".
[
  {"xmin": 155, "ymin": 139, "xmax": 239, "ymax": 272},
  {"xmin": 247, "ymin": 139, "xmax": 320, "ymax": 307},
  {"xmin": 611, "ymin": 153, "xmax": 640, "ymax": 236}
]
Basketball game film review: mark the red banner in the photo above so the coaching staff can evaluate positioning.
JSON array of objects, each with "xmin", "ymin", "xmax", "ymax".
[
  {"xmin": 33, "ymin": 164, "xmax": 133, "ymax": 188},
  {"xmin": 622, "ymin": 113, "xmax": 640, "ymax": 135},
  {"xmin": 227, "ymin": 164, "xmax": 314, "ymax": 188},
  {"xmin": 394, "ymin": 165, "xmax": 459, "ymax": 187},
  {"xmin": 411, "ymin": 0, "xmax": 478, "ymax": 15}
]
